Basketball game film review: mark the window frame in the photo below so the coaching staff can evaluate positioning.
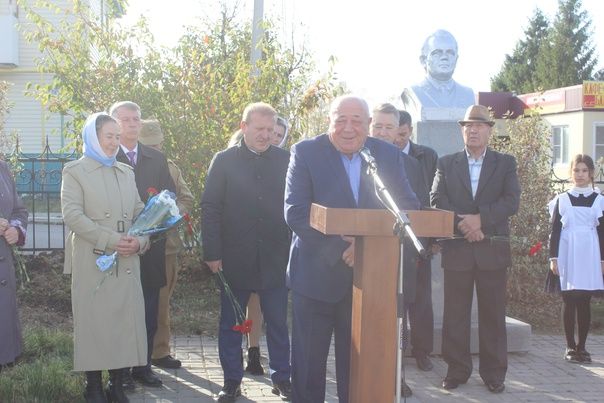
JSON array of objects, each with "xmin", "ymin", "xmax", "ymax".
[
  {"xmin": 593, "ymin": 122, "xmax": 604, "ymax": 164},
  {"xmin": 551, "ymin": 125, "xmax": 570, "ymax": 166}
]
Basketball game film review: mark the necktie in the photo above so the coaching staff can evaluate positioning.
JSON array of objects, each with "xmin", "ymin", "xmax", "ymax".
[{"xmin": 126, "ymin": 150, "xmax": 136, "ymax": 166}]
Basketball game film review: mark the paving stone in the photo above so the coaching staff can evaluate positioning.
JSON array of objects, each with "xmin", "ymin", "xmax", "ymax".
[{"xmin": 129, "ymin": 334, "xmax": 604, "ymax": 402}]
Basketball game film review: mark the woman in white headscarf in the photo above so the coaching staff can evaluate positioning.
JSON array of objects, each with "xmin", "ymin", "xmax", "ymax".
[{"xmin": 61, "ymin": 112, "xmax": 148, "ymax": 403}]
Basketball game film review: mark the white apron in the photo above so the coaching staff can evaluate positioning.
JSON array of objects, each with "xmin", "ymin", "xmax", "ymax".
[{"xmin": 557, "ymin": 192, "xmax": 604, "ymax": 291}]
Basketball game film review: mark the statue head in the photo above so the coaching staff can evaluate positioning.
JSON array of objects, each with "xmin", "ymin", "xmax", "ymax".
[{"xmin": 420, "ymin": 30, "xmax": 459, "ymax": 82}]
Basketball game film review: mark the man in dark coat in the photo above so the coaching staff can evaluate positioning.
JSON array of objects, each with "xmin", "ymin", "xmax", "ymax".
[
  {"xmin": 110, "ymin": 101, "xmax": 176, "ymax": 387},
  {"xmin": 285, "ymin": 95, "xmax": 420, "ymax": 403},
  {"xmin": 431, "ymin": 105, "xmax": 520, "ymax": 394},
  {"xmin": 202, "ymin": 102, "xmax": 292, "ymax": 403},
  {"xmin": 396, "ymin": 110, "xmax": 439, "ymax": 371},
  {"xmin": 369, "ymin": 104, "xmax": 436, "ymax": 397}
]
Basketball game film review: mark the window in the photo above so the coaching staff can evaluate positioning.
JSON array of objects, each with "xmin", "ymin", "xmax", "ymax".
[
  {"xmin": 594, "ymin": 124, "xmax": 604, "ymax": 163},
  {"xmin": 552, "ymin": 126, "xmax": 569, "ymax": 165}
]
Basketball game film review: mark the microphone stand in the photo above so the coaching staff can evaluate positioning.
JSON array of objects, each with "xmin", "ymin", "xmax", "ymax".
[{"xmin": 363, "ymin": 158, "xmax": 425, "ymax": 403}]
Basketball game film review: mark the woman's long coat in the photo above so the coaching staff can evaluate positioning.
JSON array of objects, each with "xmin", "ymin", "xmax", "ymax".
[
  {"xmin": 0, "ymin": 161, "xmax": 28, "ymax": 366},
  {"xmin": 62, "ymin": 157, "xmax": 148, "ymax": 371}
]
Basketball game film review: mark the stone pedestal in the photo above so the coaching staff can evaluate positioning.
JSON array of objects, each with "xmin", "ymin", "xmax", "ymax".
[
  {"xmin": 415, "ymin": 121, "xmax": 464, "ymax": 156},
  {"xmin": 426, "ymin": 255, "xmax": 531, "ymax": 354}
]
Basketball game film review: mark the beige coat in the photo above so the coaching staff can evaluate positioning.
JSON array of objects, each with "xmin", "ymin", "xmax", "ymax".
[{"xmin": 61, "ymin": 157, "xmax": 149, "ymax": 371}]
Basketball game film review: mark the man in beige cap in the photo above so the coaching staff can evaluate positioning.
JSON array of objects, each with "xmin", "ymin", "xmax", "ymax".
[
  {"xmin": 139, "ymin": 119, "xmax": 195, "ymax": 369},
  {"xmin": 431, "ymin": 105, "xmax": 520, "ymax": 394}
]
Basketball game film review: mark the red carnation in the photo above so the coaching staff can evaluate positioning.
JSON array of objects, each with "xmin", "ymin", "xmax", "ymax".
[
  {"xmin": 528, "ymin": 241, "xmax": 543, "ymax": 257},
  {"xmin": 242, "ymin": 319, "xmax": 253, "ymax": 334},
  {"xmin": 182, "ymin": 213, "xmax": 194, "ymax": 235},
  {"xmin": 232, "ymin": 320, "xmax": 253, "ymax": 334},
  {"xmin": 147, "ymin": 187, "xmax": 158, "ymax": 197}
]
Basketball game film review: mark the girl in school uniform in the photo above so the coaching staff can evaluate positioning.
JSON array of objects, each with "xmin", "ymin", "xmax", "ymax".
[{"xmin": 546, "ymin": 154, "xmax": 604, "ymax": 363}]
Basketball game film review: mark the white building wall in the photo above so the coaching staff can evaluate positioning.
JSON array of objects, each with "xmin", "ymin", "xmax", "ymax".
[
  {"xmin": 0, "ymin": 0, "xmax": 110, "ymax": 154},
  {"xmin": 0, "ymin": 70, "xmax": 65, "ymax": 153}
]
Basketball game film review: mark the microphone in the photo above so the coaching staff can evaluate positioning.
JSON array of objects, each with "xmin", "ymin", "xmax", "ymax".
[{"xmin": 359, "ymin": 147, "xmax": 377, "ymax": 169}]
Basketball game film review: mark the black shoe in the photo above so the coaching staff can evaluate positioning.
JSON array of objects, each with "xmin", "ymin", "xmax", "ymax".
[
  {"xmin": 152, "ymin": 355, "xmax": 182, "ymax": 369},
  {"xmin": 565, "ymin": 347, "xmax": 581, "ymax": 363},
  {"xmin": 577, "ymin": 348, "xmax": 592, "ymax": 363},
  {"xmin": 245, "ymin": 347, "xmax": 265, "ymax": 375},
  {"xmin": 121, "ymin": 369, "xmax": 135, "ymax": 391},
  {"xmin": 442, "ymin": 377, "xmax": 466, "ymax": 390},
  {"xmin": 106, "ymin": 369, "xmax": 129, "ymax": 403},
  {"xmin": 486, "ymin": 382, "xmax": 505, "ymax": 393},
  {"xmin": 84, "ymin": 371, "xmax": 109, "ymax": 403},
  {"xmin": 131, "ymin": 369, "xmax": 163, "ymax": 387},
  {"xmin": 401, "ymin": 380, "xmax": 413, "ymax": 397},
  {"xmin": 271, "ymin": 380, "xmax": 292, "ymax": 401},
  {"xmin": 218, "ymin": 380, "xmax": 241, "ymax": 403},
  {"xmin": 415, "ymin": 354, "xmax": 433, "ymax": 371}
]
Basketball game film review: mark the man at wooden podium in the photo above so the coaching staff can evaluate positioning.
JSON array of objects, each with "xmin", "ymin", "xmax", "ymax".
[
  {"xmin": 431, "ymin": 104, "xmax": 520, "ymax": 394},
  {"xmin": 285, "ymin": 95, "xmax": 420, "ymax": 402}
]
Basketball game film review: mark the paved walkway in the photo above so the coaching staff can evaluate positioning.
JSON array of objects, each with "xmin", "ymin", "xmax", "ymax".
[{"xmin": 130, "ymin": 334, "xmax": 604, "ymax": 402}]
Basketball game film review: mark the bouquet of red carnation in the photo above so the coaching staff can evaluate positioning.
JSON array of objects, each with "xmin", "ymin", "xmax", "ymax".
[{"xmin": 215, "ymin": 270, "xmax": 252, "ymax": 334}]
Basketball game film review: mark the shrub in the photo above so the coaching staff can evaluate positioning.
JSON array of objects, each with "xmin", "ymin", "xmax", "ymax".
[{"xmin": 492, "ymin": 112, "xmax": 560, "ymax": 330}]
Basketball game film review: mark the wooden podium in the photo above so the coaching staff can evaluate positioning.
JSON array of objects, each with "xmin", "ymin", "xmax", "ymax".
[{"xmin": 310, "ymin": 203, "xmax": 453, "ymax": 403}]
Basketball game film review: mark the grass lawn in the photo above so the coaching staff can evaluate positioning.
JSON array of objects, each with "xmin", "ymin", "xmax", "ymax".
[{"xmin": 0, "ymin": 328, "xmax": 82, "ymax": 402}]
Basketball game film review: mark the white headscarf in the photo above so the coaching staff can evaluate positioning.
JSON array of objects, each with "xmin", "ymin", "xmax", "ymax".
[{"xmin": 82, "ymin": 112, "xmax": 118, "ymax": 166}]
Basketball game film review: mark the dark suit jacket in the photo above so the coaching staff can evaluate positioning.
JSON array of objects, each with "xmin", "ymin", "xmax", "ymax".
[
  {"xmin": 407, "ymin": 141, "xmax": 439, "ymax": 250},
  {"xmin": 400, "ymin": 152, "xmax": 426, "ymax": 304},
  {"xmin": 408, "ymin": 141, "xmax": 438, "ymax": 199},
  {"xmin": 285, "ymin": 135, "xmax": 420, "ymax": 303},
  {"xmin": 117, "ymin": 143, "xmax": 176, "ymax": 289},
  {"xmin": 201, "ymin": 141, "xmax": 291, "ymax": 290},
  {"xmin": 402, "ymin": 153, "xmax": 429, "ymax": 208},
  {"xmin": 430, "ymin": 148, "xmax": 520, "ymax": 271}
]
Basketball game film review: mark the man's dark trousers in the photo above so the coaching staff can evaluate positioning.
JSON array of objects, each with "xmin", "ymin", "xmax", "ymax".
[
  {"xmin": 291, "ymin": 290, "xmax": 352, "ymax": 403},
  {"xmin": 442, "ymin": 267, "xmax": 507, "ymax": 383},
  {"xmin": 219, "ymin": 285, "xmax": 290, "ymax": 384},
  {"xmin": 133, "ymin": 286, "xmax": 160, "ymax": 374},
  {"xmin": 409, "ymin": 257, "xmax": 434, "ymax": 357}
]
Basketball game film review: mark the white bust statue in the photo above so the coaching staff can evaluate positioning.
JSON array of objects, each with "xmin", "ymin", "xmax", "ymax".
[{"xmin": 403, "ymin": 30, "xmax": 475, "ymax": 115}]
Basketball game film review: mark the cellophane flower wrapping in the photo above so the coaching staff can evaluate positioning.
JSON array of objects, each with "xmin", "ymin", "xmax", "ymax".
[
  {"xmin": 95, "ymin": 190, "xmax": 183, "ymax": 271},
  {"xmin": 129, "ymin": 190, "xmax": 181, "ymax": 236}
]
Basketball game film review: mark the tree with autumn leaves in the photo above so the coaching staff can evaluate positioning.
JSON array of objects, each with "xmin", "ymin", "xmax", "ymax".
[{"xmin": 20, "ymin": 0, "xmax": 340, "ymax": 216}]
